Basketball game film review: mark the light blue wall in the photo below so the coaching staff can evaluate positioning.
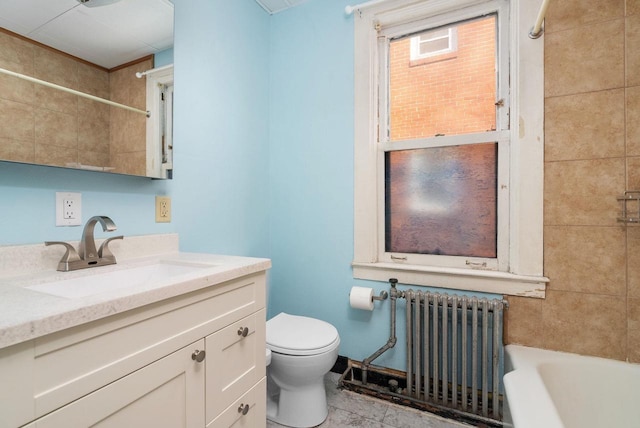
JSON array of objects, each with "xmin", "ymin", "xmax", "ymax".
[
  {"xmin": 173, "ymin": 0, "xmax": 270, "ymax": 256},
  {"xmin": 0, "ymin": 163, "xmax": 172, "ymax": 245},
  {"xmin": 267, "ymin": 0, "xmax": 500, "ymax": 371},
  {"xmin": 154, "ymin": 48, "xmax": 174, "ymax": 67},
  {"xmin": 267, "ymin": 0, "xmax": 405, "ymax": 369},
  {"xmin": 1, "ymin": 0, "xmax": 270, "ymax": 261}
]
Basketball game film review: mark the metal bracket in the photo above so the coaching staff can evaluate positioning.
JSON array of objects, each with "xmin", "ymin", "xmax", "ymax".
[{"xmin": 617, "ymin": 191, "xmax": 640, "ymax": 223}]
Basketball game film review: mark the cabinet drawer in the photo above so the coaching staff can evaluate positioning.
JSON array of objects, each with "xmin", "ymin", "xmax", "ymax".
[
  {"xmin": 31, "ymin": 340, "xmax": 205, "ymax": 428},
  {"xmin": 206, "ymin": 377, "xmax": 266, "ymax": 428},
  {"xmin": 32, "ymin": 272, "xmax": 265, "ymax": 419},
  {"xmin": 206, "ymin": 309, "xmax": 266, "ymax": 423}
]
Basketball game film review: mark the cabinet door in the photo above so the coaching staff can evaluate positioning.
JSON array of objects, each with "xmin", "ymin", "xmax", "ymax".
[
  {"xmin": 206, "ymin": 378, "xmax": 266, "ymax": 428},
  {"xmin": 205, "ymin": 310, "xmax": 266, "ymax": 422},
  {"xmin": 33, "ymin": 340, "xmax": 206, "ymax": 428}
]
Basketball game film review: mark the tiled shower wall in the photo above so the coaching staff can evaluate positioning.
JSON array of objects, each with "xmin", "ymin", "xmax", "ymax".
[
  {"xmin": 505, "ymin": 0, "xmax": 640, "ymax": 362},
  {"xmin": 109, "ymin": 59, "xmax": 152, "ymax": 177},
  {"xmin": 0, "ymin": 30, "xmax": 148, "ymax": 175},
  {"xmin": 0, "ymin": 31, "xmax": 111, "ymax": 168}
]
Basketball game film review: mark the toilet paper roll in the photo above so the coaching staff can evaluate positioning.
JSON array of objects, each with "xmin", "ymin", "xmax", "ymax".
[{"xmin": 350, "ymin": 286, "xmax": 374, "ymax": 311}]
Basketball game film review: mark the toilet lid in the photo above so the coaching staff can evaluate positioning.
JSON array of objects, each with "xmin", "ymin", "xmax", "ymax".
[{"xmin": 266, "ymin": 312, "xmax": 340, "ymax": 356}]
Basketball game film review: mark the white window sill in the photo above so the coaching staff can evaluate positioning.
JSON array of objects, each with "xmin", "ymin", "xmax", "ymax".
[{"xmin": 352, "ymin": 262, "xmax": 548, "ymax": 298}]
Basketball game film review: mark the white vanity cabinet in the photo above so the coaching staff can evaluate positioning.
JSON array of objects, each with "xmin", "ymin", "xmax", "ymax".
[
  {"xmin": 23, "ymin": 339, "xmax": 206, "ymax": 428},
  {"xmin": 0, "ymin": 271, "xmax": 267, "ymax": 428}
]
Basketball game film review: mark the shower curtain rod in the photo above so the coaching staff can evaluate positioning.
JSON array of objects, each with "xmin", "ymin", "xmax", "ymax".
[
  {"xmin": 0, "ymin": 67, "xmax": 149, "ymax": 117},
  {"xmin": 135, "ymin": 63, "xmax": 173, "ymax": 79},
  {"xmin": 345, "ymin": 0, "xmax": 387, "ymax": 15},
  {"xmin": 529, "ymin": 0, "xmax": 551, "ymax": 39},
  {"xmin": 346, "ymin": 0, "xmax": 552, "ymax": 40}
]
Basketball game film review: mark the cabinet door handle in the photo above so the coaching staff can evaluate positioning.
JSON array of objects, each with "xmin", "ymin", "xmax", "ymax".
[
  {"xmin": 237, "ymin": 326, "xmax": 249, "ymax": 337},
  {"xmin": 237, "ymin": 403, "xmax": 250, "ymax": 415},
  {"xmin": 191, "ymin": 349, "xmax": 206, "ymax": 362}
]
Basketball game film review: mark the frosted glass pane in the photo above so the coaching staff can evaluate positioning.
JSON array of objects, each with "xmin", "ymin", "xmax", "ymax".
[{"xmin": 385, "ymin": 143, "xmax": 497, "ymax": 257}]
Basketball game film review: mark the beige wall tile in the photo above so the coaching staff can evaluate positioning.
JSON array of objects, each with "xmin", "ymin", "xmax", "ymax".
[
  {"xmin": 110, "ymin": 108, "xmax": 146, "ymax": 153},
  {"xmin": 79, "ymin": 150, "xmax": 110, "ymax": 169},
  {"xmin": 0, "ymin": 74, "xmax": 35, "ymax": 105},
  {"xmin": 627, "ymin": 14, "xmax": 640, "ymax": 86},
  {"xmin": 33, "ymin": 46, "xmax": 77, "ymax": 89},
  {"xmin": 504, "ymin": 296, "xmax": 544, "ymax": 347},
  {"xmin": 0, "ymin": 31, "xmax": 153, "ymax": 176},
  {"xmin": 34, "ymin": 86, "xmax": 77, "ymax": 115},
  {"xmin": 77, "ymin": 63, "xmax": 109, "ymax": 98},
  {"xmin": 34, "ymin": 143, "xmax": 77, "ymax": 167},
  {"xmin": 625, "ymin": 228, "xmax": 640, "ymax": 298},
  {"xmin": 542, "ymin": 290, "xmax": 626, "ymax": 359},
  {"xmin": 545, "ymin": 89, "xmax": 625, "ymax": 161},
  {"xmin": 0, "ymin": 137, "xmax": 34, "ymax": 163},
  {"xmin": 545, "ymin": 0, "xmax": 624, "ymax": 33},
  {"xmin": 0, "ymin": 32, "xmax": 34, "ymax": 68},
  {"xmin": 80, "ymin": 97, "xmax": 110, "ymax": 123},
  {"xmin": 110, "ymin": 59, "xmax": 152, "ymax": 108},
  {"xmin": 626, "ymin": 157, "xmax": 640, "ymax": 189},
  {"xmin": 538, "ymin": 0, "xmax": 636, "ymax": 362},
  {"xmin": 628, "ymin": 86, "xmax": 640, "ymax": 155},
  {"xmin": 544, "ymin": 158, "xmax": 625, "ymax": 226},
  {"xmin": 79, "ymin": 117, "xmax": 110, "ymax": 154},
  {"xmin": 78, "ymin": 99, "xmax": 110, "ymax": 154},
  {"xmin": 544, "ymin": 226, "xmax": 626, "ymax": 295},
  {"xmin": 545, "ymin": 19, "xmax": 624, "ymax": 97},
  {"xmin": 0, "ymin": 98, "xmax": 34, "ymax": 141},
  {"xmin": 111, "ymin": 151, "xmax": 146, "ymax": 176},
  {"xmin": 35, "ymin": 109, "xmax": 77, "ymax": 149},
  {"xmin": 628, "ymin": 298, "xmax": 640, "ymax": 362},
  {"xmin": 108, "ymin": 59, "xmax": 150, "ymax": 177}
]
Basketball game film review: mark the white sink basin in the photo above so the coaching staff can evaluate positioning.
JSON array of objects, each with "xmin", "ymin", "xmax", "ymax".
[{"xmin": 26, "ymin": 261, "xmax": 215, "ymax": 299}]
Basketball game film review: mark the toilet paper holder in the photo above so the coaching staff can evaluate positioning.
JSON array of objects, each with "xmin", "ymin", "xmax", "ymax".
[{"xmin": 372, "ymin": 290, "xmax": 389, "ymax": 301}]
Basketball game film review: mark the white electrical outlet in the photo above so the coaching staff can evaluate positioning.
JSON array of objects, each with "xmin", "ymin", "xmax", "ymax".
[{"xmin": 56, "ymin": 192, "xmax": 82, "ymax": 226}]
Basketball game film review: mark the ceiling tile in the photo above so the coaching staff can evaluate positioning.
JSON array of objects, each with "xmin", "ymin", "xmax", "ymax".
[{"xmin": 0, "ymin": 0, "xmax": 173, "ymax": 69}]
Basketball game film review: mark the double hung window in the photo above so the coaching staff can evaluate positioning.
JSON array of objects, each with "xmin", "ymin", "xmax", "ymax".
[{"xmin": 352, "ymin": 0, "xmax": 547, "ymax": 296}]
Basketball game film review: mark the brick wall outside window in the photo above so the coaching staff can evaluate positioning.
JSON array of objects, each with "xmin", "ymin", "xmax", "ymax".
[{"xmin": 389, "ymin": 17, "xmax": 497, "ymax": 140}]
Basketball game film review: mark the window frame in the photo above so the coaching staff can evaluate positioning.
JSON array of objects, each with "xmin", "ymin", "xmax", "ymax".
[
  {"xmin": 145, "ymin": 65, "xmax": 174, "ymax": 179},
  {"xmin": 352, "ymin": 0, "xmax": 548, "ymax": 297}
]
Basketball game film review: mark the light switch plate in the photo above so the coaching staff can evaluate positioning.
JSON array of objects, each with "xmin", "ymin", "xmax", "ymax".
[
  {"xmin": 155, "ymin": 196, "xmax": 171, "ymax": 222},
  {"xmin": 56, "ymin": 192, "xmax": 82, "ymax": 226}
]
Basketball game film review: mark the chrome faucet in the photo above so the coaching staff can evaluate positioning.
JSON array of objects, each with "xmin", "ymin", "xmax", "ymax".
[{"xmin": 45, "ymin": 216, "xmax": 124, "ymax": 272}]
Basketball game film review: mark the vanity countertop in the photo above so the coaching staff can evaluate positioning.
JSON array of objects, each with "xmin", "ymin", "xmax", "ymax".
[{"xmin": 0, "ymin": 252, "xmax": 271, "ymax": 350}]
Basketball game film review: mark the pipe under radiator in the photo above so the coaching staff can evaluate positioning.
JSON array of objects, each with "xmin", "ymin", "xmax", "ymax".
[
  {"xmin": 362, "ymin": 278, "xmax": 399, "ymax": 385},
  {"xmin": 348, "ymin": 279, "xmax": 507, "ymax": 423}
]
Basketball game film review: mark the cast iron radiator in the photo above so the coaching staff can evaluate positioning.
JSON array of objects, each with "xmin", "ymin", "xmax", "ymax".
[{"xmin": 404, "ymin": 290, "xmax": 506, "ymax": 421}]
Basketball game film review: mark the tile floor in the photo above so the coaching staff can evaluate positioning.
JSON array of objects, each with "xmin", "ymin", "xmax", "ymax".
[{"xmin": 267, "ymin": 372, "xmax": 474, "ymax": 428}]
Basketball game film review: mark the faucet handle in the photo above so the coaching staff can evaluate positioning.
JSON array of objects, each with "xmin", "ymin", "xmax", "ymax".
[
  {"xmin": 98, "ymin": 235, "xmax": 124, "ymax": 261},
  {"xmin": 45, "ymin": 241, "xmax": 81, "ymax": 271}
]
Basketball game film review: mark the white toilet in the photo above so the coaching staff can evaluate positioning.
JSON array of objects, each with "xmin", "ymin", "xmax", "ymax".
[{"xmin": 266, "ymin": 312, "xmax": 340, "ymax": 428}]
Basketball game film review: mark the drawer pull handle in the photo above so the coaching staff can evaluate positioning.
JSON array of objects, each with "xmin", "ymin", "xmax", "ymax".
[
  {"xmin": 191, "ymin": 349, "xmax": 206, "ymax": 363},
  {"xmin": 237, "ymin": 327, "xmax": 249, "ymax": 337},
  {"xmin": 237, "ymin": 403, "xmax": 250, "ymax": 415}
]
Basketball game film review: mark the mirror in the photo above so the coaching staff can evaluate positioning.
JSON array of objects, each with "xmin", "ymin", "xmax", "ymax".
[{"xmin": 0, "ymin": 0, "xmax": 174, "ymax": 179}]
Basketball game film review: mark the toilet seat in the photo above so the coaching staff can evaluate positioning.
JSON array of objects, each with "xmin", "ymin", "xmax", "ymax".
[{"xmin": 267, "ymin": 312, "xmax": 340, "ymax": 356}]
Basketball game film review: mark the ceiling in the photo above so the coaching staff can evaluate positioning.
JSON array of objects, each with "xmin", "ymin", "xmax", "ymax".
[
  {"xmin": 255, "ymin": 0, "xmax": 309, "ymax": 14},
  {"xmin": 0, "ymin": 0, "xmax": 306, "ymax": 70},
  {"xmin": 0, "ymin": 0, "xmax": 174, "ymax": 69}
]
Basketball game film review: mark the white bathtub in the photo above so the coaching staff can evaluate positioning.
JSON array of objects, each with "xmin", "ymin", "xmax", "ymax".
[{"xmin": 503, "ymin": 345, "xmax": 640, "ymax": 428}]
